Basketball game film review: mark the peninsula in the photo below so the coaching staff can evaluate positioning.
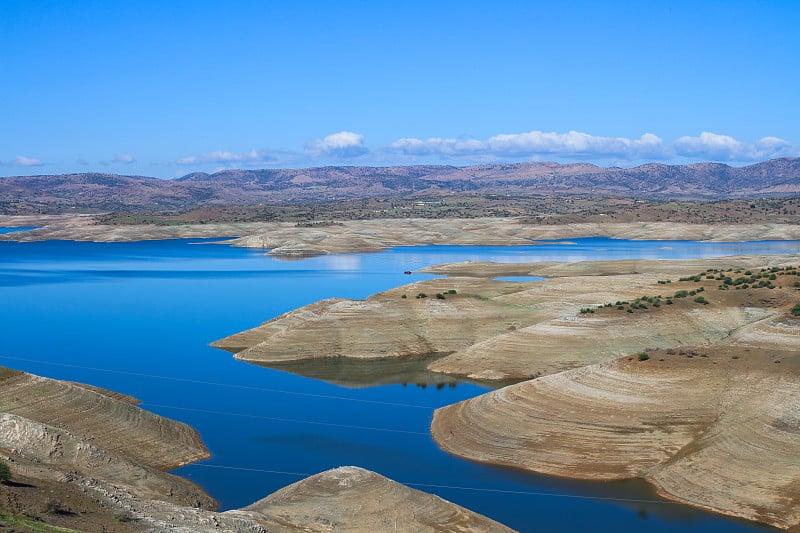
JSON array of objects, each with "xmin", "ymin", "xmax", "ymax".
[
  {"xmin": 0, "ymin": 366, "xmax": 514, "ymax": 532},
  {"xmin": 213, "ymin": 256, "xmax": 800, "ymax": 529}
]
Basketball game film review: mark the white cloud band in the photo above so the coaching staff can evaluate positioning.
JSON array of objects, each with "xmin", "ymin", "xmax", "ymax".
[{"xmin": 389, "ymin": 130, "xmax": 795, "ymax": 162}]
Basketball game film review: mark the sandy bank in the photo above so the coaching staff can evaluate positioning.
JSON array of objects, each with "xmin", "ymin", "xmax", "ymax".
[
  {"xmin": 215, "ymin": 255, "xmax": 799, "ymax": 382},
  {"xmin": 3, "ymin": 215, "xmax": 800, "ymax": 256},
  {"xmin": 431, "ymin": 348, "xmax": 800, "ymax": 530},
  {"xmin": 0, "ymin": 367, "xmax": 516, "ymax": 532}
]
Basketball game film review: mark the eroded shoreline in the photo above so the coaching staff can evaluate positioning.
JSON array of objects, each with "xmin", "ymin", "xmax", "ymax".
[
  {"xmin": 0, "ymin": 366, "xmax": 515, "ymax": 532},
  {"xmin": 214, "ymin": 254, "xmax": 800, "ymax": 530},
  {"xmin": 4, "ymin": 216, "xmax": 800, "ymax": 530},
  {"xmin": 3, "ymin": 214, "xmax": 800, "ymax": 257}
]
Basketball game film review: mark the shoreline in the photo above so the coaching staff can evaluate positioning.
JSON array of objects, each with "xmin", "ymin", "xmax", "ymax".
[
  {"xmin": 3, "ymin": 218, "xmax": 799, "ymax": 530},
  {"xmin": 2, "ymin": 215, "xmax": 800, "ymax": 258},
  {"xmin": 215, "ymin": 254, "xmax": 800, "ymax": 530}
]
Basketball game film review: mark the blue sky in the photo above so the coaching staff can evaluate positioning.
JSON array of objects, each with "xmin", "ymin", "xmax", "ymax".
[{"xmin": 1, "ymin": 0, "xmax": 798, "ymax": 178}]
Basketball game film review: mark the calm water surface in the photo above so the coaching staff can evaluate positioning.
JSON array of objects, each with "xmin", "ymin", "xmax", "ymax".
[{"xmin": 2, "ymin": 235, "xmax": 794, "ymax": 532}]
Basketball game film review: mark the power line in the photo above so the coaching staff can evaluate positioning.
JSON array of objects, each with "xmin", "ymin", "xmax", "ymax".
[
  {"xmin": 186, "ymin": 463, "xmax": 681, "ymax": 506},
  {"xmin": 143, "ymin": 402, "xmax": 430, "ymax": 436},
  {"xmin": 0, "ymin": 355, "xmax": 437, "ymax": 410}
]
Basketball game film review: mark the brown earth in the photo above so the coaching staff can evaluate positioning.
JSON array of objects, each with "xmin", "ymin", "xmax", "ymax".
[
  {"xmin": 431, "ymin": 346, "xmax": 800, "ymax": 530},
  {"xmin": 214, "ymin": 255, "xmax": 799, "ymax": 382},
  {"xmin": 239, "ymin": 466, "xmax": 515, "ymax": 533},
  {"xmin": 0, "ymin": 367, "xmax": 517, "ymax": 532},
  {"xmin": 0, "ymin": 367, "xmax": 215, "ymax": 531},
  {"xmin": 213, "ymin": 256, "xmax": 800, "ymax": 529},
  {"xmin": 4, "ymin": 215, "xmax": 800, "ymax": 258}
]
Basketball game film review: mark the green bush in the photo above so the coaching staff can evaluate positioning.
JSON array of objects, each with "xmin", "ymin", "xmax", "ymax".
[
  {"xmin": 637, "ymin": 352, "xmax": 650, "ymax": 361},
  {"xmin": 0, "ymin": 459, "xmax": 10, "ymax": 483},
  {"xmin": 694, "ymin": 296, "xmax": 709, "ymax": 305},
  {"xmin": 791, "ymin": 304, "xmax": 800, "ymax": 316}
]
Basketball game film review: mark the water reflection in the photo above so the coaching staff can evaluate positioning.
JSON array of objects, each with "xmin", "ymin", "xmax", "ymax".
[{"xmin": 253, "ymin": 354, "xmax": 470, "ymax": 389}]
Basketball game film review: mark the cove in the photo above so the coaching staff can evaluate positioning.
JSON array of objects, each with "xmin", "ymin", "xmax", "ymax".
[{"xmin": 1, "ymin": 235, "xmax": 795, "ymax": 532}]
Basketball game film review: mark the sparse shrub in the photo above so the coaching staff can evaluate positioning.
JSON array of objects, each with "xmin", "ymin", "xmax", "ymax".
[
  {"xmin": 435, "ymin": 293, "xmax": 446, "ymax": 300},
  {"xmin": 579, "ymin": 307, "xmax": 595, "ymax": 314},
  {"xmin": 791, "ymin": 304, "xmax": 800, "ymax": 316},
  {"xmin": 617, "ymin": 305, "xmax": 624, "ymax": 310},
  {"xmin": 694, "ymin": 296, "xmax": 709, "ymax": 305},
  {"xmin": 401, "ymin": 294, "xmax": 407, "ymax": 299},
  {"xmin": 0, "ymin": 459, "xmax": 10, "ymax": 483},
  {"xmin": 416, "ymin": 293, "xmax": 427, "ymax": 299},
  {"xmin": 446, "ymin": 289, "xmax": 457, "ymax": 294},
  {"xmin": 674, "ymin": 290, "xmax": 689, "ymax": 298},
  {"xmin": 637, "ymin": 352, "xmax": 650, "ymax": 361}
]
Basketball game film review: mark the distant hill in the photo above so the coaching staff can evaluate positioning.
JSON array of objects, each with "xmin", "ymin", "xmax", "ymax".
[{"xmin": 1, "ymin": 158, "xmax": 799, "ymax": 214}]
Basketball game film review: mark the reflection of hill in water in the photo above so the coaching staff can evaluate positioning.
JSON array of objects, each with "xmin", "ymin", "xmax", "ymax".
[{"xmin": 253, "ymin": 354, "xmax": 508, "ymax": 389}]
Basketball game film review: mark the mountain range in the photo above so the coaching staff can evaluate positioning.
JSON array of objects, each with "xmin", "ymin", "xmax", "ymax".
[{"xmin": 1, "ymin": 158, "xmax": 799, "ymax": 214}]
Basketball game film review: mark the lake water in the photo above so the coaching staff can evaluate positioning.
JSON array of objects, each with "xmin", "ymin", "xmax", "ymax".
[{"xmin": 2, "ymin": 234, "xmax": 795, "ymax": 532}]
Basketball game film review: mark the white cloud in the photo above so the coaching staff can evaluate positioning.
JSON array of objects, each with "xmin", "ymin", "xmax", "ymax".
[
  {"xmin": 176, "ymin": 149, "xmax": 276, "ymax": 166},
  {"xmin": 390, "ymin": 131, "xmax": 667, "ymax": 160},
  {"xmin": 389, "ymin": 137, "xmax": 484, "ymax": 156},
  {"xmin": 113, "ymin": 153, "xmax": 136, "ymax": 164},
  {"xmin": 673, "ymin": 132, "xmax": 794, "ymax": 161},
  {"xmin": 389, "ymin": 130, "xmax": 797, "ymax": 163},
  {"xmin": 305, "ymin": 131, "xmax": 368, "ymax": 158},
  {"xmin": 488, "ymin": 131, "xmax": 665, "ymax": 158},
  {"xmin": 11, "ymin": 156, "xmax": 43, "ymax": 167}
]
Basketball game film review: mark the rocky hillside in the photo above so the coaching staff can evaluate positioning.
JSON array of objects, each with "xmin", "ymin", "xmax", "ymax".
[{"xmin": 2, "ymin": 158, "xmax": 798, "ymax": 214}]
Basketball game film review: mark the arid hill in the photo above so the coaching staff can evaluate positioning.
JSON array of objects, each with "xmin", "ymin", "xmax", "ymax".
[
  {"xmin": 212, "ymin": 256, "xmax": 800, "ymax": 529},
  {"xmin": 0, "ymin": 367, "xmax": 515, "ymax": 532},
  {"xmin": 2, "ymin": 158, "xmax": 799, "ymax": 214}
]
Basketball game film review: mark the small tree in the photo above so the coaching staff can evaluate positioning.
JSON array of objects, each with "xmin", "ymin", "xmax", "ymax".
[{"xmin": 0, "ymin": 459, "xmax": 10, "ymax": 484}]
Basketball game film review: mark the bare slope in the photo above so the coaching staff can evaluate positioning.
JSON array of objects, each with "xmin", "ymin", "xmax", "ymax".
[
  {"xmin": 0, "ymin": 367, "xmax": 517, "ymax": 532},
  {"xmin": 5, "ymin": 215, "xmax": 800, "ymax": 259},
  {"xmin": 239, "ymin": 466, "xmax": 516, "ymax": 533},
  {"xmin": 213, "ymin": 255, "xmax": 798, "ymax": 382},
  {"xmin": 431, "ymin": 348, "xmax": 800, "ymax": 530},
  {"xmin": 0, "ymin": 368, "xmax": 213, "ymax": 508}
]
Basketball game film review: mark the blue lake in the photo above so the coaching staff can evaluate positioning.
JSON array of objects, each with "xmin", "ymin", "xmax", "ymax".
[{"xmin": 2, "ymin": 235, "xmax": 796, "ymax": 532}]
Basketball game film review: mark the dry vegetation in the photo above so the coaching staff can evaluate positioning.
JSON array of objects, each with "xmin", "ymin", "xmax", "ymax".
[{"xmin": 95, "ymin": 195, "xmax": 800, "ymax": 226}]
